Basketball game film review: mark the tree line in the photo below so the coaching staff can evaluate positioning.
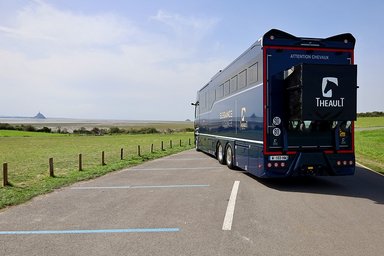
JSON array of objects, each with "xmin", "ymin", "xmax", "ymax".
[
  {"xmin": 357, "ymin": 111, "xmax": 384, "ymax": 117},
  {"xmin": 0, "ymin": 123, "xmax": 194, "ymax": 135},
  {"xmin": 0, "ymin": 123, "xmax": 52, "ymax": 133}
]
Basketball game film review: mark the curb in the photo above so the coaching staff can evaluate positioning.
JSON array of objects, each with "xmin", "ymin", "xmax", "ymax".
[{"xmin": 356, "ymin": 162, "xmax": 384, "ymax": 177}]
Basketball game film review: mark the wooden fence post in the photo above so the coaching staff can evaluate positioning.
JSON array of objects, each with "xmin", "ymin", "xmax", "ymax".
[
  {"xmin": 49, "ymin": 158, "xmax": 54, "ymax": 177},
  {"xmin": 102, "ymin": 151, "xmax": 106, "ymax": 166},
  {"xmin": 79, "ymin": 154, "xmax": 83, "ymax": 171},
  {"xmin": 189, "ymin": 138, "xmax": 191, "ymax": 146},
  {"xmin": 138, "ymin": 145, "xmax": 141, "ymax": 157},
  {"xmin": 161, "ymin": 141, "xmax": 164, "ymax": 151},
  {"xmin": 151, "ymin": 144, "xmax": 154, "ymax": 153},
  {"xmin": 120, "ymin": 148, "xmax": 124, "ymax": 160},
  {"xmin": 170, "ymin": 140, "xmax": 172, "ymax": 148},
  {"xmin": 180, "ymin": 139, "xmax": 182, "ymax": 147},
  {"xmin": 3, "ymin": 163, "xmax": 8, "ymax": 187}
]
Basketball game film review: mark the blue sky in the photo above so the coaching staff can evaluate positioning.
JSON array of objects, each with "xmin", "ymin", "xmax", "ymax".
[{"xmin": 0, "ymin": 0, "xmax": 383, "ymax": 120}]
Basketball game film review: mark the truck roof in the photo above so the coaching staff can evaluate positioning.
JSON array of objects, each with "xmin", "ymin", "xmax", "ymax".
[{"xmin": 262, "ymin": 29, "xmax": 355, "ymax": 49}]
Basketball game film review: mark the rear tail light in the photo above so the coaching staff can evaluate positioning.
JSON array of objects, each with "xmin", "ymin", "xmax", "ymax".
[
  {"xmin": 266, "ymin": 161, "xmax": 288, "ymax": 168},
  {"xmin": 336, "ymin": 160, "xmax": 354, "ymax": 167}
]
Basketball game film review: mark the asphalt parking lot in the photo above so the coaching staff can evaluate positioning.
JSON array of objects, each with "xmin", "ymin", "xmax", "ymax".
[{"xmin": 0, "ymin": 149, "xmax": 383, "ymax": 256}]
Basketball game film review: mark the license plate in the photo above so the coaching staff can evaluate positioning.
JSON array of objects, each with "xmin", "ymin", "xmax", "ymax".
[{"xmin": 269, "ymin": 155, "xmax": 288, "ymax": 161}]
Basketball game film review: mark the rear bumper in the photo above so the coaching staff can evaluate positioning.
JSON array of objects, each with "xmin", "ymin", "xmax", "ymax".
[
  {"xmin": 262, "ymin": 152, "xmax": 355, "ymax": 178},
  {"xmin": 288, "ymin": 152, "xmax": 355, "ymax": 176}
]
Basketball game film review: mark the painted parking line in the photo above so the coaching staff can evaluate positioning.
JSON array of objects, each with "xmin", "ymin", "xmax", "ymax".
[
  {"xmin": 129, "ymin": 167, "xmax": 219, "ymax": 171},
  {"xmin": 71, "ymin": 184, "xmax": 209, "ymax": 190},
  {"xmin": 222, "ymin": 181, "xmax": 240, "ymax": 231},
  {"xmin": 0, "ymin": 228, "xmax": 180, "ymax": 235},
  {"xmin": 156, "ymin": 158, "xmax": 210, "ymax": 161}
]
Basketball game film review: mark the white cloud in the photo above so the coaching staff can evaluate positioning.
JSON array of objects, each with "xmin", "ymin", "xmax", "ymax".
[
  {"xmin": 0, "ymin": 1, "xmax": 224, "ymax": 120},
  {"xmin": 18, "ymin": 2, "xmax": 132, "ymax": 46},
  {"xmin": 150, "ymin": 9, "xmax": 219, "ymax": 48},
  {"xmin": 150, "ymin": 9, "xmax": 219, "ymax": 34}
]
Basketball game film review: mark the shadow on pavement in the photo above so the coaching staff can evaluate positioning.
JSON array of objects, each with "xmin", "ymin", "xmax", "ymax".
[{"xmin": 250, "ymin": 167, "xmax": 384, "ymax": 205}]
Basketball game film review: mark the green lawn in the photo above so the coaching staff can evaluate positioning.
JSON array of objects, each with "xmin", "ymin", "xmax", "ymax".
[
  {"xmin": 355, "ymin": 129, "xmax": 384, "ymax": 174},
  {"xmin": 355, "ymin": 116, "xmax": 384, "ymax": 128},
  {"xmin": 0, "ymin": 132, "xmax": 194, "ymax": 209},
  {"xmin": 0, "ymin": 130, "xmax": 65, "ymax": 137},
  {"xmin": 354, "ymin": 116, "xmax": 384, "ymax": 174}
]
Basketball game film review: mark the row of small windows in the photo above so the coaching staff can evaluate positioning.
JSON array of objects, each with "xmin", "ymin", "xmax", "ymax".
[{"xmin": 199, "ymin": 62, "xmax": 259, "ymax": 112}]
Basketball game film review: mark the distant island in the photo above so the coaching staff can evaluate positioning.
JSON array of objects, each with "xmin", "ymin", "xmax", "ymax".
[
  {"xmin": 33, "ymin": 112, "xmax": 46, "ymax": 119},
  {"xmin": 0, "ymin": 112, "xmax": 47, "ymax": 119}
]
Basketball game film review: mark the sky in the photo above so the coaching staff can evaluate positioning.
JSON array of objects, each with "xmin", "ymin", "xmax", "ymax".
[{"xmin": 0, "ymin": 0, "xmax": 383, "ymax": 121}]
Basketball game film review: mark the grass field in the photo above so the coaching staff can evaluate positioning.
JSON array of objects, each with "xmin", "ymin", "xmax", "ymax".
[
  {"xmin": 0, "ymin": 132, "xmax": 194, "ymax": 209},
  {"xmin": 355, "ymin": 117, "xmax": 384, "ymax": 174},
  {"xmin": 355, "ymin": 116, "xmax": 384, "ymax": 129},
  {"xmin": 355, "ymin": 129, "xmax": 384, "ymax": 173},
  {"xmin": 0, "ymin": 130, "xmax": 64, "ymax": 137}
]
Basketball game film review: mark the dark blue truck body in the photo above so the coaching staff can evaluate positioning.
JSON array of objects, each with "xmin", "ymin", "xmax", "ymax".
[{"xmin": 194, "ymin": 29, "xmax": 357, "ymax": 178}]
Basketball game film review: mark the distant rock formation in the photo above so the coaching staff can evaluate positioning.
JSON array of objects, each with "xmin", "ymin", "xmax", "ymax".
[{"xmin": 33, "ymin": 112, "xmax": 46, "ymax": 119}]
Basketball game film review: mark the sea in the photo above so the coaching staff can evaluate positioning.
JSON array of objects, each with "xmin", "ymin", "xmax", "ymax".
[
  {"xmin": 0, "ymin": 117, "xmax": 192, "ymax": 132},
  {"xmin": 0, "ymin": 117, "xmax": 180, "ymax": 124}
]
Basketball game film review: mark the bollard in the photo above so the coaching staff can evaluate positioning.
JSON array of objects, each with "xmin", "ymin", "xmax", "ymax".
[
  {"xmin": 180, "ymin": 139, "xmax": 182, "ymax": 147},
  {"xmin": 189, "ymin": 138, "xmax": 191, "ymax": 146},
  {"xmin": 102, "ymin": 151, "xmax": 106, "ymax": 166},
  {"xmin": 161, "ymin": 141, "xmax": 164, "ymax": 151},
  {"xmin": 120, "ymin": 148, "xmax": 124, "ymax": 160},
  {"xmin": 3, "ymin": 163, "xmax": 8, "ymax": 187},
  {"xmin": 138, "ymin": 145, "xmax": 141, "ymax": 157},
  {"xmin": 79, "ymin": 154, "xmax": 83, "ymax": 171},
  {"xmin": 170, "ymin": 140, "xmax": 172, "ymax": 148},
  {"xmin": 151, "ymin": 144, "xmax": 154, "ymax": 153},
  {"xmin": 49, "ymin": 158, "xmax": 54, "ymax": 177}
]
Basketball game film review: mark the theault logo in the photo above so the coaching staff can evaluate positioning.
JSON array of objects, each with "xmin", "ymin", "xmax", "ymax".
[
  {"xmin": 321, "ymin": 77, "xmax": 338, "ymax": 98},
  {"xmin": 316, "ymin": 77, "xmax": 344, "ymax": 108}
]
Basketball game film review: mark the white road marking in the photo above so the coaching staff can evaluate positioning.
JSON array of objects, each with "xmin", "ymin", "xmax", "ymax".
[
  {"xmin": 157, "ymin": 158, "xmax": 209, "ymax": 161},
  {"xmin": 129, "ymin": 167, "xmax": 219, "ymax": 171},
  {"xmin": 222, "ymin": 181, "xmax": 240, "ymax": 231},
  {"xmin": 71, "ymin": 184, "xmax": 209, "ymax": 190}
]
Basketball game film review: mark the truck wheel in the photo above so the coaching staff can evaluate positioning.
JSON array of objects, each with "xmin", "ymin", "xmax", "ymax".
[
  {"xmin": 217, "ymin": 143, "xmax": 225, "ymax": 164},
  {"xmin": 225, "ymin": 144, "xmax": 235, "ymax": 169}
]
